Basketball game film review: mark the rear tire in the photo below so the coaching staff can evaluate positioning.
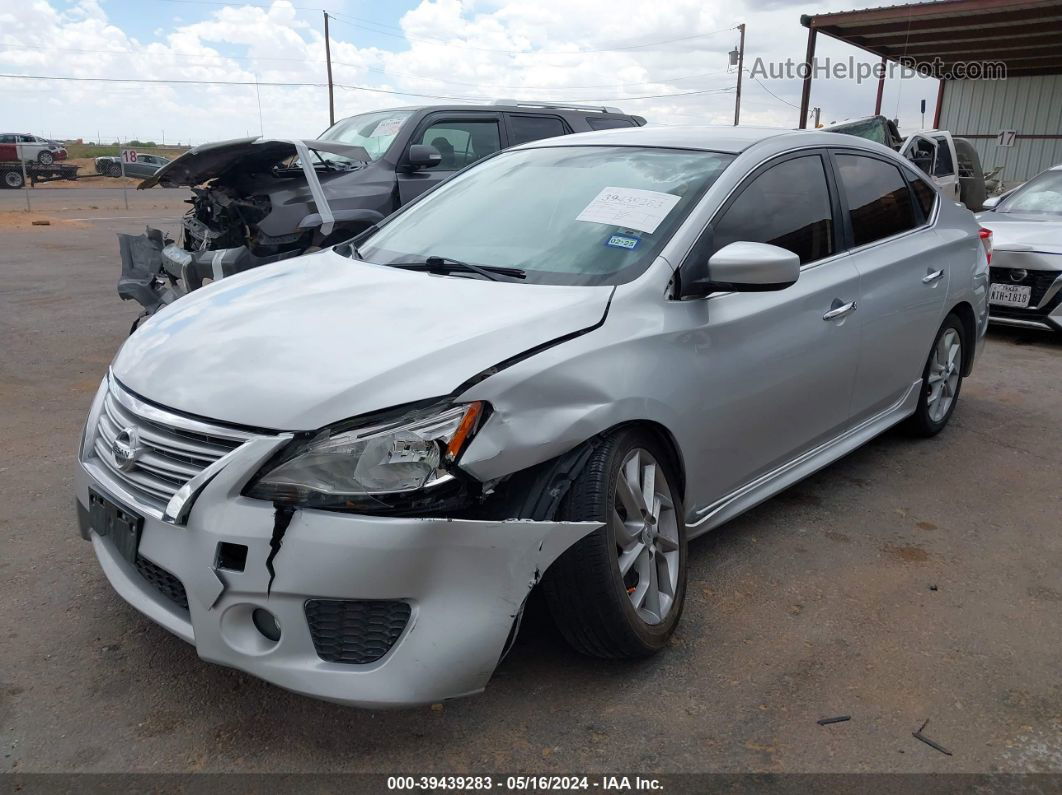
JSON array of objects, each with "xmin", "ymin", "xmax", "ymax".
[
  {"xmin": 543, "ymin": 428, "xmax": 687, "ymax": 659},
  {"xmin": 906, "ymin": 313, "xmax": 965, "ymax": 437},
  {"xmin": 2, "ymin": 169, "xmax": 24, "ymax": 189},
  {"xmin": 108, "ymin": 163, "xmax": 122, "ymax": 178}
]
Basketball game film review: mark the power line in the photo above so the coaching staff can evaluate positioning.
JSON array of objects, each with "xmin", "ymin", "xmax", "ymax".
[
  {"xmin": 746, "ymin": 71, "xmax": 800, "ymax": 109},
  {"xmin": 0, "ymin": 72, "xmax": 737, "ymax": 103}
]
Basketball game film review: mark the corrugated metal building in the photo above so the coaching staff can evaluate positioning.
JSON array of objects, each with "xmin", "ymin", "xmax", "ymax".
[
  {"xmin": 940, "ymin": 75, "xmax": 1062, "ymax": 182},
  {"xmin": 798, "ymin": 0, "xmax": 1062, "ymax": 184}
]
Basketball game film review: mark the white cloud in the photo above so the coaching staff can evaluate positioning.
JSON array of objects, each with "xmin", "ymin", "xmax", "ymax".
[{"xmin": 0, "ymin": 0, "xmax": 939, "ymax": 144}]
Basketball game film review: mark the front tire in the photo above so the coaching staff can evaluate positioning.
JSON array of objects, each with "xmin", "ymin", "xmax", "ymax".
[
  {"xmin": 906, "ymin": 313, "xmax": 965, "ymax": 437},
  {"xmin": 108, "ymin": 163, "xmax": 122, "ymax": 177},
  {"xmin": 37, "ymin": 150, "xmax": 54, "ymax": 166},
  {"xmin": 543, "ymin": 429, "xmax": 687, "ymax": 659}
]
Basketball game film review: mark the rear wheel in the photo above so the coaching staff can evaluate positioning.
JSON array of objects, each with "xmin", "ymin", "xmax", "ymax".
[
  {"xmin": 906, "ymin": 314, "xmax": 965, "ymax": 436},
  {"xmin": 2, "ymin": 169, "xmax": 24, "ymax": 189},
  {"xmin": 108, "ymin": 163, "xmax": 122, "ymax": 177},
  {"xmin": 543, "ymin": 429, "xmax": 687, "ymax": 658}
]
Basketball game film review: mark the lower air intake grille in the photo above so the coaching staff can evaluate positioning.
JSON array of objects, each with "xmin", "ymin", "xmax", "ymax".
[
  {"xmin": 135, "ymin": 556, "xmax": 189, "ymax": 611},
  {"xmin": 304, "ymin": 599, "xmax": 411, "ymax": 664}
]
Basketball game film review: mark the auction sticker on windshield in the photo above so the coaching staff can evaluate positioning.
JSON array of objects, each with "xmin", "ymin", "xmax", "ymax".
[
  {"xmin": 576, "ymin": 187, "xmax": 681, "ymax": 234},
  {"xmin": 372, "ymin": 118, "xmax": 405, "ymax": 137}
]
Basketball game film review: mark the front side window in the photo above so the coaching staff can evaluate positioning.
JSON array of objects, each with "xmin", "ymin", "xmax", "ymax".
[
  {"xmin": 358, "ymin": 145, "xmax": 735, "ymax": 286},
  {"xmin": 998, "ymin": 169, "xmax": 1062, "ymax": 215},
  {"xmin": 509, "ymin": 115, "xmax": 568, "ymax": 146},
  {"xmin": 318, "ymin": 110, "xmax": 414, "ymax": 161},
  {"xmin": 835, "ymin": 154, "xmax": 918, "ymax": 247},
  {"xmin": 711, "ymin": 155, "xmax": 835, "ymax": 265},
  {"xmin": 416, "ymin": 119, "xmax": 501, "ymax": 170}
]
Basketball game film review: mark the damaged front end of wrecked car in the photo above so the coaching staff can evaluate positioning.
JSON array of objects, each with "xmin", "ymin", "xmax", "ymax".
[
  {"xmin": 116, "ymin": 137, "xmax": 387, "ymax": 321},
  {"xmin": 78, "ymin": 253, "xmax": 618, "ymax": 706}
]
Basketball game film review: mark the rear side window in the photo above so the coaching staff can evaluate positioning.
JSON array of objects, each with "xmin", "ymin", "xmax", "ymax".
[
  {"xmin": 509, "ymin": 115, "xmax": 568, "ymax": 145},
  {"xmin": 835, "ymin": 154, "xmax": 918, "ymax": 247},
  {"xmin": 909, "ymin": 175, "xmax": 937, "ymax": 220},
  {"xmin": 588, "ymin": 118, "xmax": 636, "ymax": 130},
  {"xmin": 711, "ymin": 155, "xmax": 835, "ymax": 265}
]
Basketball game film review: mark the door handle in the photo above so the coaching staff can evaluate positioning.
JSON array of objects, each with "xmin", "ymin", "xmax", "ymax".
[
  {"xmin": 823, "ymin": 300, "xmax": 857, "ymax": 321},
  {"xmin": 922, "ymin": 269, "xmax": 944, "ymax": 284}
]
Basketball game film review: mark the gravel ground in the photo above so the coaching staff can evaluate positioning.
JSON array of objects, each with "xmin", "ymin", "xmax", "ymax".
[{"xmin": 1, "ymin": 205, "xmax": 1060, "ymax": 774}]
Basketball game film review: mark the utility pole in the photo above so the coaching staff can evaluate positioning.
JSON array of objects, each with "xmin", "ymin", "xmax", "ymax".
[
  {"xmin": 323, "ymin": 11, "xmax": 335, "ymax": 127},
  {"xmin": 733, "ymin": 23, "xmax": 746, "ymax": 126},
  {"xmin": 812, "ymin": 107, "xmax": 821, "ymax": 127}
]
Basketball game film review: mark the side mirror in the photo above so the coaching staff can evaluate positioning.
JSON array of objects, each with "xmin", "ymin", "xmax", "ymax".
[
  {"xmin": 680, "ymin": 242, "xmax": 800, "ymax": 298},
  {"xmin": 982, "ymin": 195, "xmax": 1000, "ymax": 210},
  {"xmin": 407, "ymin": 144, "xmax": 442, "ymax": 169}
]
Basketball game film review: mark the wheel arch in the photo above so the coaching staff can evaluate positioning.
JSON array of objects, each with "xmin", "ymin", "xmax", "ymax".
[
  {"xmin": 608, "ymin": 420, "xmax": 687, "ymax": 503},
  {"xmin": 948, "ymin": 300, "xmax": 977, "ymax": 376}
]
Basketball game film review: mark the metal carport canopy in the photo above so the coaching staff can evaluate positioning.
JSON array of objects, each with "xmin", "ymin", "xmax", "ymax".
[{"xmin": 797, "ymin": 0, "xmax": 1062, "ymax": 127}]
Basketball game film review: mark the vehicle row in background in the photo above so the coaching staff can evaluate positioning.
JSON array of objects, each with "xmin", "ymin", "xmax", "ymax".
[
  {"xmin": 95, "ymin": 152, "xmax": 172, "ymax": 178},
  {"xmin": 978, "ymin": 164, "xmax": 1062, "ymax": 333},
  {"xmin": 116, "ymin": 101, "xmax": 647, "ymax": 317}
]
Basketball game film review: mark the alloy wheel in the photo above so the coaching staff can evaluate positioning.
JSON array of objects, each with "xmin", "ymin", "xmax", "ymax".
[
  {"xmin": 926, "ymin": 328, "xmax": 962, "ymax": 423},
  {"xmin": 612, "ymin": 448, "xmax": 680, "ymax": 625}
]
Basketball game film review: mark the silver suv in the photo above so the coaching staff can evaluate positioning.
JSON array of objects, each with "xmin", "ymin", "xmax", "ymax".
[{"xmin": 76, "ymin": 125, "xmax": 988, "ymax": 708}]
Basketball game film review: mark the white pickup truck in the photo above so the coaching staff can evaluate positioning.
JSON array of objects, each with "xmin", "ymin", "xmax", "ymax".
[{"xmin": 827, "ymin": 116, "xmax": 986, "ymax": 211}]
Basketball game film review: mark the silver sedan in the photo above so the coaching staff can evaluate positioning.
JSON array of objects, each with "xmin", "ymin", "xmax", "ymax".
[{"xmin": 76, "ymin": 126, "xmax": 988, "ymax": 707}]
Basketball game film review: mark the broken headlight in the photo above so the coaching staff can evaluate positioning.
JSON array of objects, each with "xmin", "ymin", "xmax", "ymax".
[{"xmin": 245, "ymin": 401, "xmax": 485, "ymax": 509}]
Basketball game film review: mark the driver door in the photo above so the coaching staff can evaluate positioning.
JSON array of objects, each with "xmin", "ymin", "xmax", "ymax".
[
  {"xmin": 397, "ymin": 113, "xmax": 507, "ymax": 205},
  {"xmin": 676, "ymin": 151, "xmax": 861, "ymax": 506}
]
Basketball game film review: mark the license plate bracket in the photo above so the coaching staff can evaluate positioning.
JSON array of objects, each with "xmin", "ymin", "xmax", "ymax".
[
  {"xmin": 989, "ymin": 282, "xmax": 1032, "ymax": 308},
  {"xmin": 89, "ymin": 489, "xmax": 143, "ymax": 564}
]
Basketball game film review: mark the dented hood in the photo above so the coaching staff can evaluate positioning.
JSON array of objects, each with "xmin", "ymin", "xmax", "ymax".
[
  {"xmin": 138, "ymin": 137, "xmax": 371, "ymax": 189},
  {"xmin": 111, "ymin": 250, "xmax": 613, "ymax": 430}
]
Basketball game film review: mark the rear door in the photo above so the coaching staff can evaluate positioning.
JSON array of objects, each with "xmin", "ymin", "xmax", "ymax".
[
  {"xmin": 397, "ymin": 112, "xmax": 507, "ymax": 204},
  {"xmin": 831, "ymin": 150, "xmax": 948, "ymax": 422},
  {"xmin": 503, "ymin": 113, "xmax": 570, "ymax": 146}
]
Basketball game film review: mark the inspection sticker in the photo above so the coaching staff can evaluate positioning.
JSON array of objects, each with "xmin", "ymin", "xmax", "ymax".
[
  {"xmin": 372, "ymin": 118, "xmax": 405, "ymax": 137},
  {"xmin": 576, "ymin": 187, "xmax": 681, "ymax": 234},
  {"xmin": 605, "ymin": 234, "xmax": 640, "ymax": 250}
]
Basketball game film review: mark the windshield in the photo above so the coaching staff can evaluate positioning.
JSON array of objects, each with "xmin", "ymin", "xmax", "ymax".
[
  {"xmin": 357, "ymin": 145, "xmax": 735, "ymax": 286},
  {"xmin": 999, "ymin": 169, "xmax": 1062, "ymax": 215},
  {"xmin": 318, "ymin": 110, "xmax": 414, "ymax": 161}
]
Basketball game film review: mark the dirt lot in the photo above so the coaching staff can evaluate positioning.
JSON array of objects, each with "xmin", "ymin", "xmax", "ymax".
[{"xmin": 1, "ymin": 202, "xmax": 1060, "ymax": 775}]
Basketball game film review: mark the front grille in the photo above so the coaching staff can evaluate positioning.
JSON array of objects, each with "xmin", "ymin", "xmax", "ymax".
[
  {"xmin": 91, "ymin": 379, "xmax": 250, "ymax": 510},
  {"xmin": 135, "ymin": 555, "xmax": 189, "ymax": 611},
  {"xmin": 989, "ymin": 266, "xmax": 1061, "ymax": 308},
  {"xmin": 305, "ymin": 599, "xmax": 411, "ymax": 664}
]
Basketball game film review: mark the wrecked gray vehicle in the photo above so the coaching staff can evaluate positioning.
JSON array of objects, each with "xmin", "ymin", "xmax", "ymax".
[
  {"xmin": 118, "ymin": 104, "xmax": 648, "ymax": 320},
  {"xmin": 117, "ymin": 137, "xmax": 378, "ymax": 319}
]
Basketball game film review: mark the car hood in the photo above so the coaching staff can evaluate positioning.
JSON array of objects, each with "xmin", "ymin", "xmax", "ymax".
[
  {"xmin": 138, "ymin": 137, "xmax": 372, "ymax": 189},
  {"xmin": 111, "ymin": 250, "xmax": 613, "ymax": 431},
  {"xmin": 976, "ymin": 212, "xmax": 1062, "ymax": 255}
]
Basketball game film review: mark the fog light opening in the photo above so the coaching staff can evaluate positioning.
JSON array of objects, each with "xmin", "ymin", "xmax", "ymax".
[{"xmin": 251, "ymin": 608, "xmax": 281, "ymax": 642}]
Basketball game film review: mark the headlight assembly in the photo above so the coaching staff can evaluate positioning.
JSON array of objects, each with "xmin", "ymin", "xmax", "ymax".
[{"xmin": 244, "ymin": 401, "xmax": 485, "ymax": 510}]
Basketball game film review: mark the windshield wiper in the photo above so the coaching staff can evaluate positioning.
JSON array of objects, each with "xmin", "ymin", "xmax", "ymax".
[{"xmin": 390, "ymin": 256, "xmax": 526, "ymax": 283}]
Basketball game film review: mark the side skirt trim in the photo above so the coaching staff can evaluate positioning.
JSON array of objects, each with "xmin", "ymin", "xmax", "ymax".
[{"xmin": 686, "ymin": 379, "xmax": 922, "ymax": 538}]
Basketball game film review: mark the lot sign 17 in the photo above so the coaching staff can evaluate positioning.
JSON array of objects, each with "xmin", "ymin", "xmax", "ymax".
[{"xmin": 996, "ymin": 130, "xmax": 1017, "ymax": 147}]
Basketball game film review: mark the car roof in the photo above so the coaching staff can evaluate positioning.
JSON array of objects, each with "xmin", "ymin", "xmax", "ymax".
[
  {"xmin": 336, "ymin": 104, "xmax": 638, "ymax": 118},
  {"xmin": 507, "ymin": 125, "xmax": 886, "ymax": 155}
]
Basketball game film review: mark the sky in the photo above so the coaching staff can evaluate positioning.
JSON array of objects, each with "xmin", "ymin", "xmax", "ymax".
[{"xmin": 0, "ymin": 0, "xmax": 940, "ymax": 145}]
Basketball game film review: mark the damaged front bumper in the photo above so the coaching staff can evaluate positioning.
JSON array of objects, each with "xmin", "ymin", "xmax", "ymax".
[{"xmin": 75, "ymin": 433, "xmax": 599, "ymax": 708}]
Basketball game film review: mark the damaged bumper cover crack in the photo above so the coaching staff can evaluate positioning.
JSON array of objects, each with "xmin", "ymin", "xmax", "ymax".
[{"xmin": 76, "ymin": 433, "xmax": 600, "ymax": 708}]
